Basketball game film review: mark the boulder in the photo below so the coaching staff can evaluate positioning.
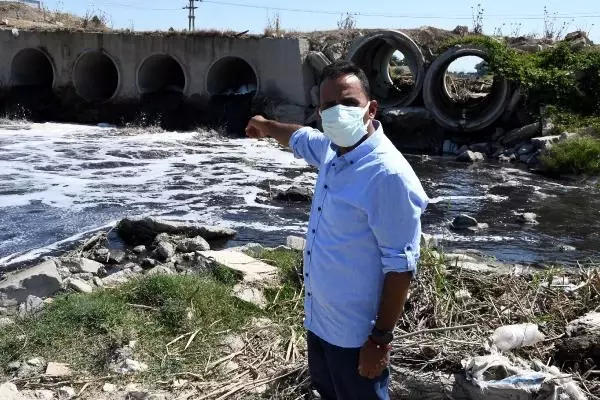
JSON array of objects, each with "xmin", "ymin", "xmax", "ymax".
[
  {"xmin": 456, "ymin": 150, "xmax": 484, "ymax": 163},
  {"xmin": 450, "ymin": 214, "xmax": 478, "ymax": 229},
  {"xmin": 117, "ymin": 216, "xmax": 237, "ymax": 245},
  {"xmin": 560, "ymin": 131, "xmax": 578, "ymax": 142},
  {"xmin": 233, "ymin": 285, "xmax": 268, "ymax": 309},
  {"xmin": 286, "ymin": 236, "xmax": 306, "ymax": 251},
  {"xmin": 60, "ymin": 257, "xmax": 103, "ymax": 274},
  {"xmin": 531, "ymin": 135, "xmax": 560, "ymax": 150},
  {"xmin": 0, "ymin": 260, "xmax": 62, "ymax": 303},
  {"xmin": 17, "ymin": 295, "xmax": 44, "ymax": 318},
  {"xmin": 515, "ymin": 212, "xmax": 539, "ymax": 225},
  {"xmin": 273, "ymin": 186, "xmax": 313, "ymax": 202},
  {"xmin": 108, "ymin": 250, "xmax": 126, "ymax": 264},
  {"xmin": 156, "ymin": 241, "xmax": 175, "ymax": 261},
  {"xmin": 133, "ymin": 245, "xmax": 147, "ymax": 254},
  {"xmin": 498, "ymin": 153, "xmax": 516, "ymax": 163},
  {"xmin": 0, "ymin": 382, "xmax": 21, "ymax": 400},
  {"xmin": 502, "ymin": 123, "xmax": 540, "ymax": 146},
  {"xmin": 517, "ymin": 143, "xmax": 535, "ymax": 155},
  {"xmin": 145, "ymin": 266, "xmax": 175, "ymax": 276},
  {"xmin": 176, "ymin": 236, "xmax": 210, "ymax": 253},
  {"xmin": 67, "ymin": 278, "xmax": 93, "ymax": 294},
  {"xmin": 102, "ymin": 269, "xmax": 137, "ymax": 287}
]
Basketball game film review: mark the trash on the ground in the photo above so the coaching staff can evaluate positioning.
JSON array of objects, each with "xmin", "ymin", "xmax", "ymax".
[
  {"xmin": 462, "ymin": 353, "xmax": 587, "ymax": 400},
  {"xmin": 491, "ymin": 323, "xmax": 545, "ymax": 351}
]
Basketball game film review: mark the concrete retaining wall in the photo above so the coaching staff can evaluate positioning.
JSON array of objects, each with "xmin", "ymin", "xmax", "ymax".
[{"xmin": 0, "ymin": 30, "xmax": 310, "ymax": 106}]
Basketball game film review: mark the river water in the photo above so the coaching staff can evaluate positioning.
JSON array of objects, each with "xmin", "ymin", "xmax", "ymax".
[{"xmin": 1, "ymin": 122, "xmax": 598, "ymax": 268}]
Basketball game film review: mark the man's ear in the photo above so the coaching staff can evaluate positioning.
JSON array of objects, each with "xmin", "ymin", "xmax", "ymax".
[{"xmin": 368, "ymin": 100, "xmax": 379, "ymax": 119}]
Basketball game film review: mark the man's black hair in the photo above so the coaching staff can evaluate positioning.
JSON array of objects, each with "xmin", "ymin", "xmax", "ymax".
[{"xmin": 319, "ymin": 60, "xmax": 371, "ymax": 98}]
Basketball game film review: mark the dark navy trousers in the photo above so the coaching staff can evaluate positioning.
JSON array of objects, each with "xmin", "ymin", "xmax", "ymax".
[{"xmin": 307, "ymin": 331, "xmax": 390, "ymax": 400}]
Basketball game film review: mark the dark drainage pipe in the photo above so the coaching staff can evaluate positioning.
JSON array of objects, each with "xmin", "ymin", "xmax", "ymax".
[
  {"xmin": 423, "ymin": 46, "xmax": 511, "ymax": 132},
  {"xmin": 73, "ymin": 51, "xmax": 119, "ymax": 102},
  {"xmin": 207, "ymin": 56, "xmax": 258, "ymax": 136},
  {"xmin": 11, "ymin": 48, "xmax": 55, "ymax": 88},
  {"xmin": 206, "ymin": 56, "xmax": 258, "ymax": 96},
  {"xmin": 346, "ymin": 30, "xmax": 425, "ymax": 108},
  {"xmin": 137, "ymin": 54, "xmax": 186, "ymax": 95}
]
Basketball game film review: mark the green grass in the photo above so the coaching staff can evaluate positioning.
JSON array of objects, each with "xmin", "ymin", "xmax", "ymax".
[
  {"xmin": 0, "ymin": 248, "xmax": 304, "ymax": 381},
  {"xmin": 541, "ymin": 136, "xmax": 600, "ymax": 175}
]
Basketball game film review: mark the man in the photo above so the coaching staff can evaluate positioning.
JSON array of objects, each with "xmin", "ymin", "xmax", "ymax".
[{"xmin": 245, "ymin": 61, "xmax": 428, "ymax": 400}]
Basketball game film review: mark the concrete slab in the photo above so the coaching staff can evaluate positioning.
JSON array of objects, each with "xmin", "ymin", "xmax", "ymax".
[
  {"xmin": 0, "ymin": 260, "xmax": 62, "ymax": 303},
  {"xmin": 286, "ymin": 236, "xmax": 306, "ymax": 251},
  {"xmin": 200, "ymin": 250, "xmax": 277, "ymax": 283}
]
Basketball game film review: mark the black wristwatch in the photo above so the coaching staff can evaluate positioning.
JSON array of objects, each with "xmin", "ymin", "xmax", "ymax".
[{"xmin": 370, "ymin": 326, "xmax": 394, "ymax": 345}]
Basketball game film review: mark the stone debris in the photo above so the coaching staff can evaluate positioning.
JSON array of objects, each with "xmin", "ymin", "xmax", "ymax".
[
  {"xmin": 118, "ymin": 359, "xmax": 149, "ymax": 374},
  {"xmin": 67, "ymin": 278, "xmax": 93, "ymax": 293},
  {"xmin": 515, "ymin": 212, "xmax": 539, "ymax": 225},
  {"xmin": 0, "ymin": 317, "xmax": 14, "ymax": 327},
  {"xmin": 18, "ymin": 295, "xmax": 44, "ymax": 318},
  {"xmin": 133, "ymin": 245, "xmax": 147, "ymax": 254},
  {"xmin": 219, "ymin": 334, "xmax": 246, "ymax": 353},
  {"xmin": 0, "ymin": 260, "xmax": 62, "ymax": 303},
  {"xmin": 102, "ymin": 383, "xmax": 117, "ymax": 393},
  {"xmin": 101, "ymin": 269, "xmax": 138, "ymax": 287},
  {"xmin": 57, "ymin": 386, "xmax": 76, "ymax": 399},
  {"xmin": 199, "ymin": 250, "xmax": 278, "ymax": 283},
  {"xmin": 0, "ymin": 382, "xmax": 21, "ymax": 400},
  {"xmin": 145, "ymin": 265, "xmax": 175, "ymax": 276},
  {"xmin": 45, "ymin": 362, "xmax": 72, "ymax": 377},
  {"xmin": 531, "ymin": 135, "xmax": 560, "ymax": 149},
  {"xmin": 502, "ymin": 123, "xmax": 540, "ymax": 146},
  {"xmin": 286, "ymin": 235, "xmax": 306, "ymax": 251},
  {"xmin": 156, "ymin": 241, "xmax": 175, "ymax": 261},
  {"xmin": 176, "ymin": 236, "xmax": 210, "ymax": 253},
  {"xmin": 272, "ymin": 186, "xmax": 313, "ymax": 202},
  {"xmin": 233, "ymin": 285, "xmax": 268, "ymax": 308},
  {"xmin": 456, "ymin": 150, "xmax": 484, "ymax": 163},
  {"xmin": 450, "ymin": 214, "xmax": 488, "ymax": 232}
]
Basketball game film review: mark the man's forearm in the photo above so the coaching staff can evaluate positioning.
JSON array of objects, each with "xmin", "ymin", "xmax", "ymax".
[
  {"xmin": 374, "ymin": 272, "xmax": 412, "ymax": 332},
  {"xmin": 264, "ymin": 120, "xmax": 303, "ymax": 147}
]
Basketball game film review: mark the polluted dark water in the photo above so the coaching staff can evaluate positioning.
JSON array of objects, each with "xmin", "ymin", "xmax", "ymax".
[{"xmin": 0, "ymin": 122, "xmax": 598, "ymax": 268}]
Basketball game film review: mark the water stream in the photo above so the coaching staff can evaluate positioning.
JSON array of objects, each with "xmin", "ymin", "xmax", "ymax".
[{"xmin": 1, "ymin": 122, "xmax": 598, "ymax": 268}]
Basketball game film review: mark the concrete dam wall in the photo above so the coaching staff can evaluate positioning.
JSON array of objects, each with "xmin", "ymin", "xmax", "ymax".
[{"xmin": 0, "ymin": 30, "xmax": 312, "ymax": 130}]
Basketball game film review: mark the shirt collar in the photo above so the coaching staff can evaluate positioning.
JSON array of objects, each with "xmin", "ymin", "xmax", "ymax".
[{"xmin": 330, "ymin": 120, "xmax": 383, "ymax": 164}]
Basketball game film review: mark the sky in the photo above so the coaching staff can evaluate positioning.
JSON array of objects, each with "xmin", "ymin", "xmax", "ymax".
[{"xmin": 41, "ymin": 0, "xmax": 599, "ymax": 42}]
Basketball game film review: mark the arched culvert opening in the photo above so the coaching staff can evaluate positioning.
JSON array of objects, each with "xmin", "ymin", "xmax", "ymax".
[
  {"xmin": 423, "ymin": 47, "xmax": 511, "ymax": 132},
  {"xmin": 346, "ymin": 30, "xmax": 425, "ymax": 108},
  {"xmin": 73, "ymin": 51, "xmax": 119, "ymax": 102},
  {"xmin": 206, "ymin": 56, "xmax": 258, "ymax": 96},
  {"xmin": 137, "ymin": 54, "xmax": 186, "ymax": 96},
  {"xmin": 11, "ymin": 48, "xmax": 54, "ymax": 88}
]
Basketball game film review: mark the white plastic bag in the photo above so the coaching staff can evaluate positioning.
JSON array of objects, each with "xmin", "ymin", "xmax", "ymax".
[{"xmin": 492, "ymin": 323, "xmax": 545, "ymax": 352}]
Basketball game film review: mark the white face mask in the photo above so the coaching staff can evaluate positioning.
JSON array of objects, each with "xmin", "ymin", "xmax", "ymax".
[{"xmin": 320, "ymin": 103, "xmax": 371, "ymax": 148}]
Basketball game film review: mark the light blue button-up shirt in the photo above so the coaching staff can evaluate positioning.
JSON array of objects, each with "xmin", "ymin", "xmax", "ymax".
[{"xmin": 289, "ymin": 120, "xmax": 429, "ymax": 348}]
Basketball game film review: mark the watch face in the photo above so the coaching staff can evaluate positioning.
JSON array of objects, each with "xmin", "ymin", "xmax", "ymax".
[{"xmin": 371, "ymin": 329, "xmax": 394, "ymax": 344}]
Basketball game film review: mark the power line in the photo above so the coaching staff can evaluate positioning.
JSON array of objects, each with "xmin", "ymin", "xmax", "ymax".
[
  {"xmin": 91, "ymin": 0, "xmax": 600, "ymax": 21},
  {"xmin": 183, "ymin": 0, "xmax": 201, "ymax": 31}
]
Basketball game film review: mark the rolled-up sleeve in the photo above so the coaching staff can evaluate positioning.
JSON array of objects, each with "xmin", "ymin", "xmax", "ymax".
[
  {"xmin": 367, "ymin": 172, "xmax": 429, "ymax": 276},
  {"xmin": 289, "ymin": 127, "xmax": 330, "ymax": 168}
]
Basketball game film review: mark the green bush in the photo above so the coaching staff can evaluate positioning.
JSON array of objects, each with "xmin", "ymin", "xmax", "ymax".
[{"xmin": 541, "ymin": 136, "xmax": 600, "ymax": 175}]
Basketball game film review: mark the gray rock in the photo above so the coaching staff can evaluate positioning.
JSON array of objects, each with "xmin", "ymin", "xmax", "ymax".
[
  {"xmin": 145, "ymin": 266, "xmax": 175, "ymax": 276},
  {"xmin": 286, "ymin": 236, "xmax": 306, "ymax": 251},
  {"xmin": 306, "ymin": 51, "xmax": 331, "ymax": 75},
  {"xmin": 541, "ymin": 120, "xmax": 556, "ymax": 136},
  {"xmin": 27, "ymin": 357, "xmax": 46, "ymax": 367},
  {"xmin": 516, "ymin": 212, "xmax": 539, "ymax": 225},
  {"xmin": 502, "ymin": 123, "xmax": 540, "ymax": 146},
  {"xmin": 18, "ymin": 356, "xmax": 45, "ymax": 378},
  {"xmin": 233, "ymin": 285, "xmax": 268, "ymax": 309},
  {"xmin": 93, "ymin": 277, "xmax": 104, "ymax": 287},
  {"xmin": 7, "ymin": 361, "xmax": 22, "ymax": 371},
  {"xmin": 456, "ymin": 150, "xmax": 484, "ymax": 163},
  {"xmin": 117, "ymin": 216, "xmax": 237, "ymax": 245},
  {"xmin": 239, "ymin": 243, "xmax": 264, "ymax": 258},
  {"xmin": 57, "ymin": 386, "xmax": 76, "ymax": 399},
  {"xmin": 560, "ymin": 131, "xmax": 578, "ymax": 141},
  {"xmin": 109, "ymin": 250, "xmax": 126, "ymax": 264},
  {"xmin": 67, "ymin": 278, "xmax": 93, "ymax": 294},
  {"xmin": 220, "ymin": 334, "xmax": 246, "ymax": 353},
  {"xmin": 0, "ymin": 382, "xmax": 21, "ymax": 400},
  {"xmin": 451, "ymin": 214, "xmax": 478, "ymax": 229},
  {"xmin": 73, "ymin": 272, "xmax": 94, "ymax": 281},
  {"xmin": 420, "ymin": 233, "xmax": 438, "ymax": 249},
  {"xmin": 133, "ymin": 245, "xmax": 147, "ymax": 254},
  {"xmin": 45, "ymin": 362, "xmax": 72, "ymax": 377},
  {"xmin": 79, "ymin": 258, "xmax": 103, "ymax": 274},
  {"xmin": 102, "ymin": 383, "xmax": 117, "ymax": 393},
  {"xmin": 470, "ymin": 142, "xmax": 492, "ymax": 154},
  {"xmin": 273, "ymin": 186, "xmax": 313, "ymax": 202},
  {"xmin": 131, "ymin": 265, "xmax": 144, "ymax": 274},
  {"xmin": 517, "ymin": 143, "xmax": 535, "ymax": 155},
  {"xmin": 102, "ymin": 269, "xmax": 137, "ymax": 287},
  {"xmin": 157, "ymin": 241, "xmax": 175, "ymax": 261},
  {"xmin": 558, "ymin": 244, "xmax": 576, "ymax": 252},
  {"xmin": 0, "ymin": 260, "xmax": 62, "ymax": 303},
  {"xmin": 116, "ymin": 359, "xmax": 148, "ymax": 374},
  {"xmin": 18, "ymin": 295, "xmax": 44, "ymax": 318},
  {"xmin": 0, "ymin": 316, "xmax": 14, "ymax": 327},
  {"xmin": 94, "ymin": 248, "xmax": 110, "ymax": 262},
  {"xmin": 22, "ymin": 389, "xmax": 54, "ymax": 400},
  {"xmin": 531, "ymin": 135, "xmax": 560, "ymax": 150},
  {"xmin": 519, "ymin": 153, "xmax": 532, "ymax": 163},
  {"xmin": 141, "ymin": 258, "xmax": 157, "ymax": 269},
  {"xmin": 442, "ymin": 140, "xmax": 459, "ymax": 155},
  {"xmin": 177, "ymin": 236, "xmax": 210, "ymax": 253}
]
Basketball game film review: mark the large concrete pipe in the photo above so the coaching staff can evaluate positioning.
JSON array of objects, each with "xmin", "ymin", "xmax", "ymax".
[
  {"xmin": 423, "ymin": 46, "xmax": 511, "ymax": 132},
  {"xmin": 73, "ymin": 51, "xmax": 119, "ymax": 102},
  {"xmin": 346, "ymin": 30, "xmax": 425, "ymax": 108},
  {"xmin": 137, "ymin": 54, "xmax": 186, "ymax": 95},
  {"xmin": 11, "ymin": 48, "xmax": 54, "ymax": 87},
  {"xmin": 206, "ymin": 56, "xmax": 258, "ymax": 96}
]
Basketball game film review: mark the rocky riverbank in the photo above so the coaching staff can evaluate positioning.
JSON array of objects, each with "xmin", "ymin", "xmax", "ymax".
[{"xmin": 1, "ymin": 216, "xmax": 599, "ymax": 399}]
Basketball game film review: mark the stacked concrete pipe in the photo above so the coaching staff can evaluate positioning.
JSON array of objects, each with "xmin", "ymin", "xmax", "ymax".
[{"xmin": 346, "ymin": 31, "xmax": 513, "ymax": 132}]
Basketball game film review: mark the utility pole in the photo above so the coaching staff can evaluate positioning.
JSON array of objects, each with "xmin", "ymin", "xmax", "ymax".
[{"xmin": 183, "ymin": 0, "xmax": 200, "ymax": 31}]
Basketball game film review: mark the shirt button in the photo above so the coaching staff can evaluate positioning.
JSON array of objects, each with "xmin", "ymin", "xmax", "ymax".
[
  {"xmin": 318, "ymin": 207, "xmax": 322, "ymax": 212},
  {"xmin": 332, "ymin": 163, "xmax": 336, "ymax": 167},
  {"xmin": 305, "ymin": 273, "xmax": 309, "ymax": 277},
  {"xmin": 307, "ymin": 292, "xmax": 312, "ymax": 297},
  {"xmin": 324, "ymin": 185, "xmax": 328, "ymax": 189},
  {"xmin": 312, "ymin": 229, "xmax": 316, "ymax": 233},
  {"xmin": 307, "ymin": 251, "xmax": 311, "ymax": 256},
  {"xmin": 350, "ymin": 161, "xmax": 354, "ymax": 165}
]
